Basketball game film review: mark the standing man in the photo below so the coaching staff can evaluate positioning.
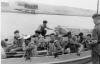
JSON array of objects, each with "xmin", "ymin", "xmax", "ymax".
[
  {"xmin": 91, "ymin": 14, "xmax": 100, "ymax": 64},
  {"xmin": 37, "ymin": 20, "xmax": 53, "ymax": 36}
]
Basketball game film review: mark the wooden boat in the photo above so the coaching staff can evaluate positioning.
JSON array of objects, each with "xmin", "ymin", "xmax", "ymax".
[
  {"xmin": 1, "ymin": 1, "xmax": 93, "ymax": 64},
  {"xmin": 1, "ymin": 50, "xmax": 91, "ymax": 64}
]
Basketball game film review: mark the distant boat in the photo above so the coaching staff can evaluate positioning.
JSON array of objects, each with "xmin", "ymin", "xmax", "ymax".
[{"xmin": 1, "ymin": 1, "xmax": 98, "ymax": 17}]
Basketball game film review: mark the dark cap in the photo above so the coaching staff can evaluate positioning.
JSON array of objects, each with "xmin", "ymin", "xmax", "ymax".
[
  {"xmin": 79, "ymin": 32, "xmax": 83, "ymax": 36},
  {"xmin": 35, "ymin": 30, "xmax": 41, "ymax": 34},
  {"xmin": 87, "ymin": 34, "xmax": 91, "ymax": 37},
  {"xmin": 43, "ymin": 20, "xmax": 48, "ymax": 23},
  {"xmin": 14, "ymin": 30, "xmax": 19, "ymax": 34},
  {"xmin": 92, "ymin": 14, "xmax": 100, "ymax": 19},
  {"xmin": 50, "ymin": 33, "xmax": 55, "ymax": 36}
]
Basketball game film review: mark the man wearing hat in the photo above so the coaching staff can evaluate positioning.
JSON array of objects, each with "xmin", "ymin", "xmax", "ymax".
[
  {"xmin": 37, "ymin": 20, "xmax": 53, "ymax": 36},
  {"xmin": 91, "ymin": 14, "xmax": 100, "ymax": 64}
]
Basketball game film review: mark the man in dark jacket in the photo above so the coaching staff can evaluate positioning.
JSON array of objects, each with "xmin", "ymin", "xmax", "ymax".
[{"xmin": 91, "ymin": 14, "xmax": 100, "ymax": 64}]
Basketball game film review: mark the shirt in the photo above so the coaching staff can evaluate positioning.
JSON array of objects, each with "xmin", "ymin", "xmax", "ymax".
[{"xmin": 37, "ymin": 24, "xmax": 47, "ymax": 31}]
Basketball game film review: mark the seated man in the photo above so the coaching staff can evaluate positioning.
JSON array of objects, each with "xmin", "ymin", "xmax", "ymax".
[
  {"xmin": 32, "ymin": 30, "xmax": 41, "ymax": 46},
  {"xmin": 38, "ymin": 36, "xmax": 46, "ymax": 51},
  {"xmin": 23, "ymin": 35, "xmax": 38, "ymax": 60},
  {"xmin": 85, "ymin": 34, "xmax": 92, "ymax": 49},
  {"xmin": 66, "ymin": 32, "xmax": 81, "ymax": 54},
  {"xmin": 48, "ymin": 33, "xmax": 63, "ymax": 58},
  {"xmin": 6, "ymin": 30, "xmax": 23, "ymax": 52},
  {"xmin": 30, "ymin": 36, "xmax": 38, "ymax": 56}
]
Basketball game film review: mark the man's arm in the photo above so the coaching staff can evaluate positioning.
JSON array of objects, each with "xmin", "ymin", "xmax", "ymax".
[
  {"xmin": 46, "ymin": 26, "xmax": 53, "ymax": 30},
  {"xmin": 90, "ymin": 28, "xmax": 98, "ymax": 45},
  {"xmin": 92, "ymin": 28, "xmax": 98, "ymax": 41}
]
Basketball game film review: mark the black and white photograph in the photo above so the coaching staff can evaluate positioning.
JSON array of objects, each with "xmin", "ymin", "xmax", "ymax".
[{"xmin": 1, "ymin": 0, "xmax": 100, "ymax": 64}]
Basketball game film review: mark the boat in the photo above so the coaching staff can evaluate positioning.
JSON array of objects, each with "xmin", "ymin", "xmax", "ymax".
[
  {"xmin": 1, "ymin": 1, "xmax": 94, "ymax": 64},
  {"xmin": 1, "ymin": 50, "xmax": 91, "ymax": 64}
]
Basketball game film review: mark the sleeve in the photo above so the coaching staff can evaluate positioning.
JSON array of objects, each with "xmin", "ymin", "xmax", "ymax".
[
  {"xmin": 92, "ymin": 28, "xmax": 98, "ymax": 40},
  {"xmin": 37, "ymin": 25, "xmax": 42, "ymax": 31}
]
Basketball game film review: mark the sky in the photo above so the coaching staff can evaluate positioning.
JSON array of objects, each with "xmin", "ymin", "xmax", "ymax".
[{"xmin": 1, "ymin": 0, "xmax": 100, "ymax": 39}]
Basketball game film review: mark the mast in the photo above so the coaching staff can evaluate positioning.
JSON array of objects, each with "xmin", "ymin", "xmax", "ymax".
[{"xmin": 97, "ymin": 0, "xmax": 100, "ymax": 14}]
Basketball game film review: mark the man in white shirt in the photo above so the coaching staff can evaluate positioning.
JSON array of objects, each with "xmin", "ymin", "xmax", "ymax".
[{"xmin": 37, "ymin": 20, "xmax": 53, "ymax": 36}]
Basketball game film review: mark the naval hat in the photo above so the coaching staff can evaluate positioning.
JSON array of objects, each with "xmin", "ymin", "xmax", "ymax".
[{"xmin": 92, "ymin": 14, "xmax": 100, "ymax": 19}]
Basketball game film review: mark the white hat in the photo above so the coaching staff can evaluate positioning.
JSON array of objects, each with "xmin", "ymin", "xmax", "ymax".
[{"xmin": 23, "ymin": 35, "xmax": 31, "ymax": 39}]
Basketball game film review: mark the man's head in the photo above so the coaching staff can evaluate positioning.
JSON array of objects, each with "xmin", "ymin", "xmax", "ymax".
[
  {"xmin": 87, "ymin": 34, "xmax": 91, "ymax": 39},
  {"xmin": 50, "ymin": 33, "xmax": 55, "ymax": 40},
  {"xmin": 79, "ymin": 32, "xmax": 83, "ymax": 37},
  {"xmin": 92, "ymin": 14, "xmax": 100, "ymax": 25},
  {"xmin": 43, "ymin": 20, "xmax": 48, "ymax": 26},
  {"xmin": 14, "ymin": 30, "xmax": 20, "ymax": 37},
  {"xmin": 67, "ymin": 32, "xmax": 72, "ymax": 38},
  {"xmin": 35, "ymin": 30, "xmax": 41, "ymax": 36}
]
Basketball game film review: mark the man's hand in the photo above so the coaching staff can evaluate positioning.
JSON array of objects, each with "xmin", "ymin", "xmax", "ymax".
[
  {"xmin": 92, "ymin": 40, "xmax": 97, "ymax": 43},
  {"xmin": 90, "ymin": 40, "xmax": 97, "ymax": 44}
]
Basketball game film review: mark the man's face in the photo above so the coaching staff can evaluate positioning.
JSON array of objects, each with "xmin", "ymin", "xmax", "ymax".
[
  {"xmin": 45, "ymin": 36, "xmax": 50, "ymax": 41},
  {"xmin": 93, "ymin": 17, "xmax": 100, "ymax": 25},
  {"xmin": 50, "ymin": 35, "xmax": 55, "ymax": 40},
  {"xmin": 35, "ymin": 33, "xmax": 40, "ymax": 36},
  {"xmin": 87, "ymin": 36, "xmax": 91, "ymax": 40},
  {"xmin": 14, "ymin": 33, "xmax": 20, "ymax": 37},
  {"xmin": 62, "ymin": 37, "xmax": 68, "ymax": 41},
  {"xmin": 43, "ymin": 23, "xmax": 47, "ymax": 26}
]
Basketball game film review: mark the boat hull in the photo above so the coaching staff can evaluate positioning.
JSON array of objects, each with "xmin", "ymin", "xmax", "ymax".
[{"xmin": 1, "ymin": 51, "xmax": 91, "ymax": 64}]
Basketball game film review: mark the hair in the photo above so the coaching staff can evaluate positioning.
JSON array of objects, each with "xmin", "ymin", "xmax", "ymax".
[
  {"xmin": 50, "ymin": 33, "xmax": 55, "ymax": 36},
  {"xmin": 14, "ymin": 30, "xmax": 19, "ymax": 34},
  {"xmin": 31, "ymin": 35, "xmax": 37, "ymax": 38},
  {"xmin": 87, "ymin": 34, "xmax": 91, "ymax": 38},
  {"xmin": 5, "ymin": 39, "xmax": 8, "ymax": 41},
  {"xmin": 62, "ymin": 34, "xmax": 68, "ymax": 37},
  {"xmin": 79, "ymin": 32, "xmax": 83, "ymax": 36},
  {"xmin": 43, "ymin": 20, "xmax": 48, "ymax": 23},
  {"xmin": 35, "ymin": 30, "xmax": 41, "ymax": 34}
]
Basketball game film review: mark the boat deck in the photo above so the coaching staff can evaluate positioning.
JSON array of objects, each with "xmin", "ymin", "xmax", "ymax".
[{"xmin": 1, "ymin": 51, "xmax": 91, "ymax": 64}]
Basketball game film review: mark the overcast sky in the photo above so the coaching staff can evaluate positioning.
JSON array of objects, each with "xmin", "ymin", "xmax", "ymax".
[{"xmin": 2, "ymin": 0, "xmax": 100, "ymax": 10}]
